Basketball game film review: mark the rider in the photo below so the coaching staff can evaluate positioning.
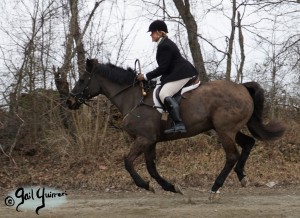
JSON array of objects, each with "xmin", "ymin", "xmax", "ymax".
[{"xmin": 137, "ymin": 20, "xmax": 198, "ymax": 134}]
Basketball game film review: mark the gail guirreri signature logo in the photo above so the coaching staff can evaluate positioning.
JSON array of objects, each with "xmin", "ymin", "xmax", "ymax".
[{"xmin": 4, "ymin": 187, "xmax": 68, "ymax": 214}]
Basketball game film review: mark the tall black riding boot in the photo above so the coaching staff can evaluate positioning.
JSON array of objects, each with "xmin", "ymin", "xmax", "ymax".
[{"xmin": 164, "ymin": 96, "xmax": 187, "ymax": 134}]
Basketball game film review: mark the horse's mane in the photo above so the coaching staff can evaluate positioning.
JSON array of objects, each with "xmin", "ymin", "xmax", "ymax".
[{"xmin": 93, "ymin": 63, "xmax": 136, "ymax": 85}]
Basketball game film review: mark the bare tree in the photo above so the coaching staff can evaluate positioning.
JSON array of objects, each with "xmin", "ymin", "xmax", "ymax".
[
  {"xmin": 0, "ymin": 0, "xmax": 59, "ymax": 107},
  {"xmin": 172, "ymin": 0, "xmax": 208, "ymax": 82},
  {"xmin": 54, "ymin": 0, "xmax": 102, "ymax": 128}
]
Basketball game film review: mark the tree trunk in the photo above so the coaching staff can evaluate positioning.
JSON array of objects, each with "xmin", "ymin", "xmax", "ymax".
[
  {"xmin": 270, "ymin": 52, "xmax": 277, "ymax": 119},
  {"xmin": 173, "ymin": 0, "xmax": 209, "ymax": 82},
  {"xmin": 69, "ymin": 0, "xmax": 86, "ymax": 76},
  {"xmin": 226, "ymin": 0, "xmax": 237, "ymax": 81},
  {"xmin": 53, "ymin": 0, "xmax": 79, "ymax": 129},
  {"xmin": 54, "ymin": 0, "xmax": 102, "ymax": 128},
  {"xmin": 236, "ymin": 11, "xmax": 245, "ymax": 84},
  {"xmin": 54, "ymin": 66, "xmax": 71, "ymax": 129}
]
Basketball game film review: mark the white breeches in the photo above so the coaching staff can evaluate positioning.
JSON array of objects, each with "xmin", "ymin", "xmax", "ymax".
[{"xmin": 159, "ymin": 77, "xmax": 192, "ymax": 103}]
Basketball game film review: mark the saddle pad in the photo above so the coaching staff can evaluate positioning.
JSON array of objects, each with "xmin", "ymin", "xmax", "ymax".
[{"xmin": 153, "ymin": 80, "xmax": 201, "ymax": 113}]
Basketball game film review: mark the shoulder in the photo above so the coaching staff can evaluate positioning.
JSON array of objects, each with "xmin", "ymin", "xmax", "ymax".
[
  {"xmin": 159, "ymin": 37, "xmax": 177, "ymax": 50},
  {"xmin": 161, "ymin": 37, "xmax": 174, "ymax": 45}
]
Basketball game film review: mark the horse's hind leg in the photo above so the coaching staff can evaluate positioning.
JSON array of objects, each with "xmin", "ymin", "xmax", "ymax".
[
  {"xmin": 234, "ymin": 131, "xmax": 255, "ymax": 187},
  {"xmin": 210, "ymin": 132, "xmax": 240, "ymax": 200},
  {"xmin": 144, "ymin": 143, "xmax": 183, "ymax": 194},
  {"xmin": 124, "ymin": 137, "xmax": 154, "ymax": 192}
]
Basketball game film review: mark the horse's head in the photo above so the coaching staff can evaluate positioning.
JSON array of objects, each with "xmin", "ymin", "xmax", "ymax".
[{"xmin": 66, "ymin": 58, "xmax": 101, "ymax": 110}]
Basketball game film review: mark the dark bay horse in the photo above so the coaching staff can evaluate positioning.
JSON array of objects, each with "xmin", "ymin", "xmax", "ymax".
[{"xmin": 66, "ymin": 59, "xmax": 285, "ymax": 199}]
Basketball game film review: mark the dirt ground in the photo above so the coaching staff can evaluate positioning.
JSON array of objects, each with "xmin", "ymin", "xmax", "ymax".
[{"xmin": 1, "ymin": 185, "xmax": 300, "ymax": 218}]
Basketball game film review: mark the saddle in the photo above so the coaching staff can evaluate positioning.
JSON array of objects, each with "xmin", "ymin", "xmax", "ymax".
[{"xmin": 153, "ymin": 76, "xmax": 201, "ymax": 113}]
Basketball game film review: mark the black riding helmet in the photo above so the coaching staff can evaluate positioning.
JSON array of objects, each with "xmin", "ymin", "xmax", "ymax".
[{"xmin": 148, "ymin": 20, "xmax": 168, "ymax": 33}]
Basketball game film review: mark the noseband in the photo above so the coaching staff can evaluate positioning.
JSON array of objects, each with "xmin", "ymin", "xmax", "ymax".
[{"xmin": 70, "ymin": 73, "xmax": 93, "ymax": 106}]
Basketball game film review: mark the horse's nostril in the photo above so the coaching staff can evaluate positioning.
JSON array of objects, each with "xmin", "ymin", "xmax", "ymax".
[
  {"xmin": 66, "ymin": 97, "xmax": 74, "ymax": 107},
  {"xmin": 65, "ymin": 96, "xmax": 80, "ymax": 110}
]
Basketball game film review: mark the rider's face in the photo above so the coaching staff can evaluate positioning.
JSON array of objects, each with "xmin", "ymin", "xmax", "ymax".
[{"xmin": 150, "ymin": 31, "xmax": 161, "ymax": 42}]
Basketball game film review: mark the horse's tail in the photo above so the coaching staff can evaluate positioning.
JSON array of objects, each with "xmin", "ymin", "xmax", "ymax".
[{"xmin": 243, "ymin": 82, "xmax": 285, "ymax": 141}]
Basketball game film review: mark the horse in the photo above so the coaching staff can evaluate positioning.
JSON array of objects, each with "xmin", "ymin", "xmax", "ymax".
[{"xmin": 66, "ymin": 58, "xmax": 285, "ymax": 200}]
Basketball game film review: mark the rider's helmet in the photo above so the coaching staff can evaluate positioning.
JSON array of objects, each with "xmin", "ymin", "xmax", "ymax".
[{"xmin": 148, "ymin": 20, "xmax": 168, "ymax": 33}]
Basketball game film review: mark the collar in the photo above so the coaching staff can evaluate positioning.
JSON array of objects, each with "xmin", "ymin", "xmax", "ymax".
[{"xmin": 157, "ymin": 36, "xmax": 167, "ymax": 46}]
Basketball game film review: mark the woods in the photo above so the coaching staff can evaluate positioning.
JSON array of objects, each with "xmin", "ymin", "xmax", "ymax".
[
  {"xmin": 0, "ymin": 0, "xmax": 300, "ymax": 191},
  {"xmin": 1, "ymin": 0, "xmax": 299, "ymax": 110}
]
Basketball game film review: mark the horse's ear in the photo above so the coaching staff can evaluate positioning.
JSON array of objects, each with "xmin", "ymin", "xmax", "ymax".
[{"xmin": 86, "ymin": 58, "xmax": 92, "ymax": 67}]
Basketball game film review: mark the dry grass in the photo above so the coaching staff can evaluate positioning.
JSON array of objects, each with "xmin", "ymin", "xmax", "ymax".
[
  {"xmin": 1, "ymin": 93, "xmax": 300, "ymax": 193},
  {"xmin": 1, "ymin": 126, "xmax": 299, "ymax": 193}
]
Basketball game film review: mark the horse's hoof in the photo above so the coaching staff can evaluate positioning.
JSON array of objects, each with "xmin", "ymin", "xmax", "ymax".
[
  {"xmin": 209, "ymin": 190, "xmax": 221, "ymax": 202},
  {"xmin": 241, "ymin": 177, "xmax": 249, "ymax": 187},
  {"xmin": 174, "ymin": 184, "xmax": 184, "ymax": 195}
]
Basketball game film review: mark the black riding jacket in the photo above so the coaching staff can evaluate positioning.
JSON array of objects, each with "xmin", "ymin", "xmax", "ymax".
[{"xmin": 146, "ymin": 37, "xmax": 198, "ymax": 85}]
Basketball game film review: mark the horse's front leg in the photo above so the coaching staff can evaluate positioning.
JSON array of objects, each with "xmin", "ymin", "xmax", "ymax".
[
  {"xmin": 144, "ymin": 143, "xmax": 183, "ymax": 194},
  {"xmin": 124, "ymin": 136, "xmax": 155, "ymax": 192}
]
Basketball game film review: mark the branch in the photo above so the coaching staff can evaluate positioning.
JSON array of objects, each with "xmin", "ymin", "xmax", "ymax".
[
  {"xmin": 82, "ymin": 1, "xmax": 103, "ymax": 37},
  {"xmin": 58, "ymin": 0, "xmax": 103, "ymax": 78}
]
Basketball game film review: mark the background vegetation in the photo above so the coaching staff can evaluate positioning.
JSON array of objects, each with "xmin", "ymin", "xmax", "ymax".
[{"xmin": 0, "ymin": 0, "xmax": 299, "ymax": 192}]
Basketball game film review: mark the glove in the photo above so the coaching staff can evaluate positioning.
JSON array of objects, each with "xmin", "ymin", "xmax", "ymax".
[{"xmin": 137, "ymin": 73, "xmax": 145, "ymax": 81}]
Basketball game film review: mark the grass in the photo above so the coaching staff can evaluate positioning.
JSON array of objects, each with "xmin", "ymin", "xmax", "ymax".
[
  {"xmin": 1, "ymin": 124, "xmax": 299, "ymax": 194},
  {"xmin": 1, "ymin": 94, "xmax": 299, "ymax": 193}
]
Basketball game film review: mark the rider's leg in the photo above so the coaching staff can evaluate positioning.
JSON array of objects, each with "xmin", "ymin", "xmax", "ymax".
[
  {"xmin": 163, "ymin": 96, "xmax": 186, "ymax": 133},
  {"xmin": 159, "ymin": 78, "xmax": 191, "ymax": 103},
  {"xmin": 159, "ymin": 78, "xmax": 191, "ymax": 134}
]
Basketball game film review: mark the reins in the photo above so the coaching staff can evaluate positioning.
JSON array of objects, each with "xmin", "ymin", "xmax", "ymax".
[
  {"xmin": 107, "ymin": 80, "xmax": 139, "ymax": 101},
  {"xmin": 105, "ymin": 59, "xmax": 147, "ymax": 101},
  {"xmin": 71, "ymin": 60, "xmax": 157, "ymax": 117}
]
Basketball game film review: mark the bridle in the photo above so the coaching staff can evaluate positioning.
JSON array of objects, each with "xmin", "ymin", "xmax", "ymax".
[
  {"xmin": 70, "ymin": 70, "xmax": 139, "ymax": 107},
  {"xmin": 69, "ymin": 71, "xmax": 94, "ymax": 107},
  {"xmin": 69, "ymin": 61, "xmax": 156, "ymax": 119}
]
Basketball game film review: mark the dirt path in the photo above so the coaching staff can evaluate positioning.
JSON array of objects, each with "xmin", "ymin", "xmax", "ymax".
[{"xmin": 1, "ymin": 186, "xmax": 300, "ymax": 218}]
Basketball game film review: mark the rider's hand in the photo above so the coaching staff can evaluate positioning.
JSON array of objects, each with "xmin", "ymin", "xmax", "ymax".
[{"xmin": 137, "ymin": 73, "xmax": 145, "ymax": 81}]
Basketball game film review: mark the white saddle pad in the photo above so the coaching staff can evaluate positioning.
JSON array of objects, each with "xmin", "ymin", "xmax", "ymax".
[{"xmin": 153, "ymin": 81, "xmax": 201, "ymax": 113}]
